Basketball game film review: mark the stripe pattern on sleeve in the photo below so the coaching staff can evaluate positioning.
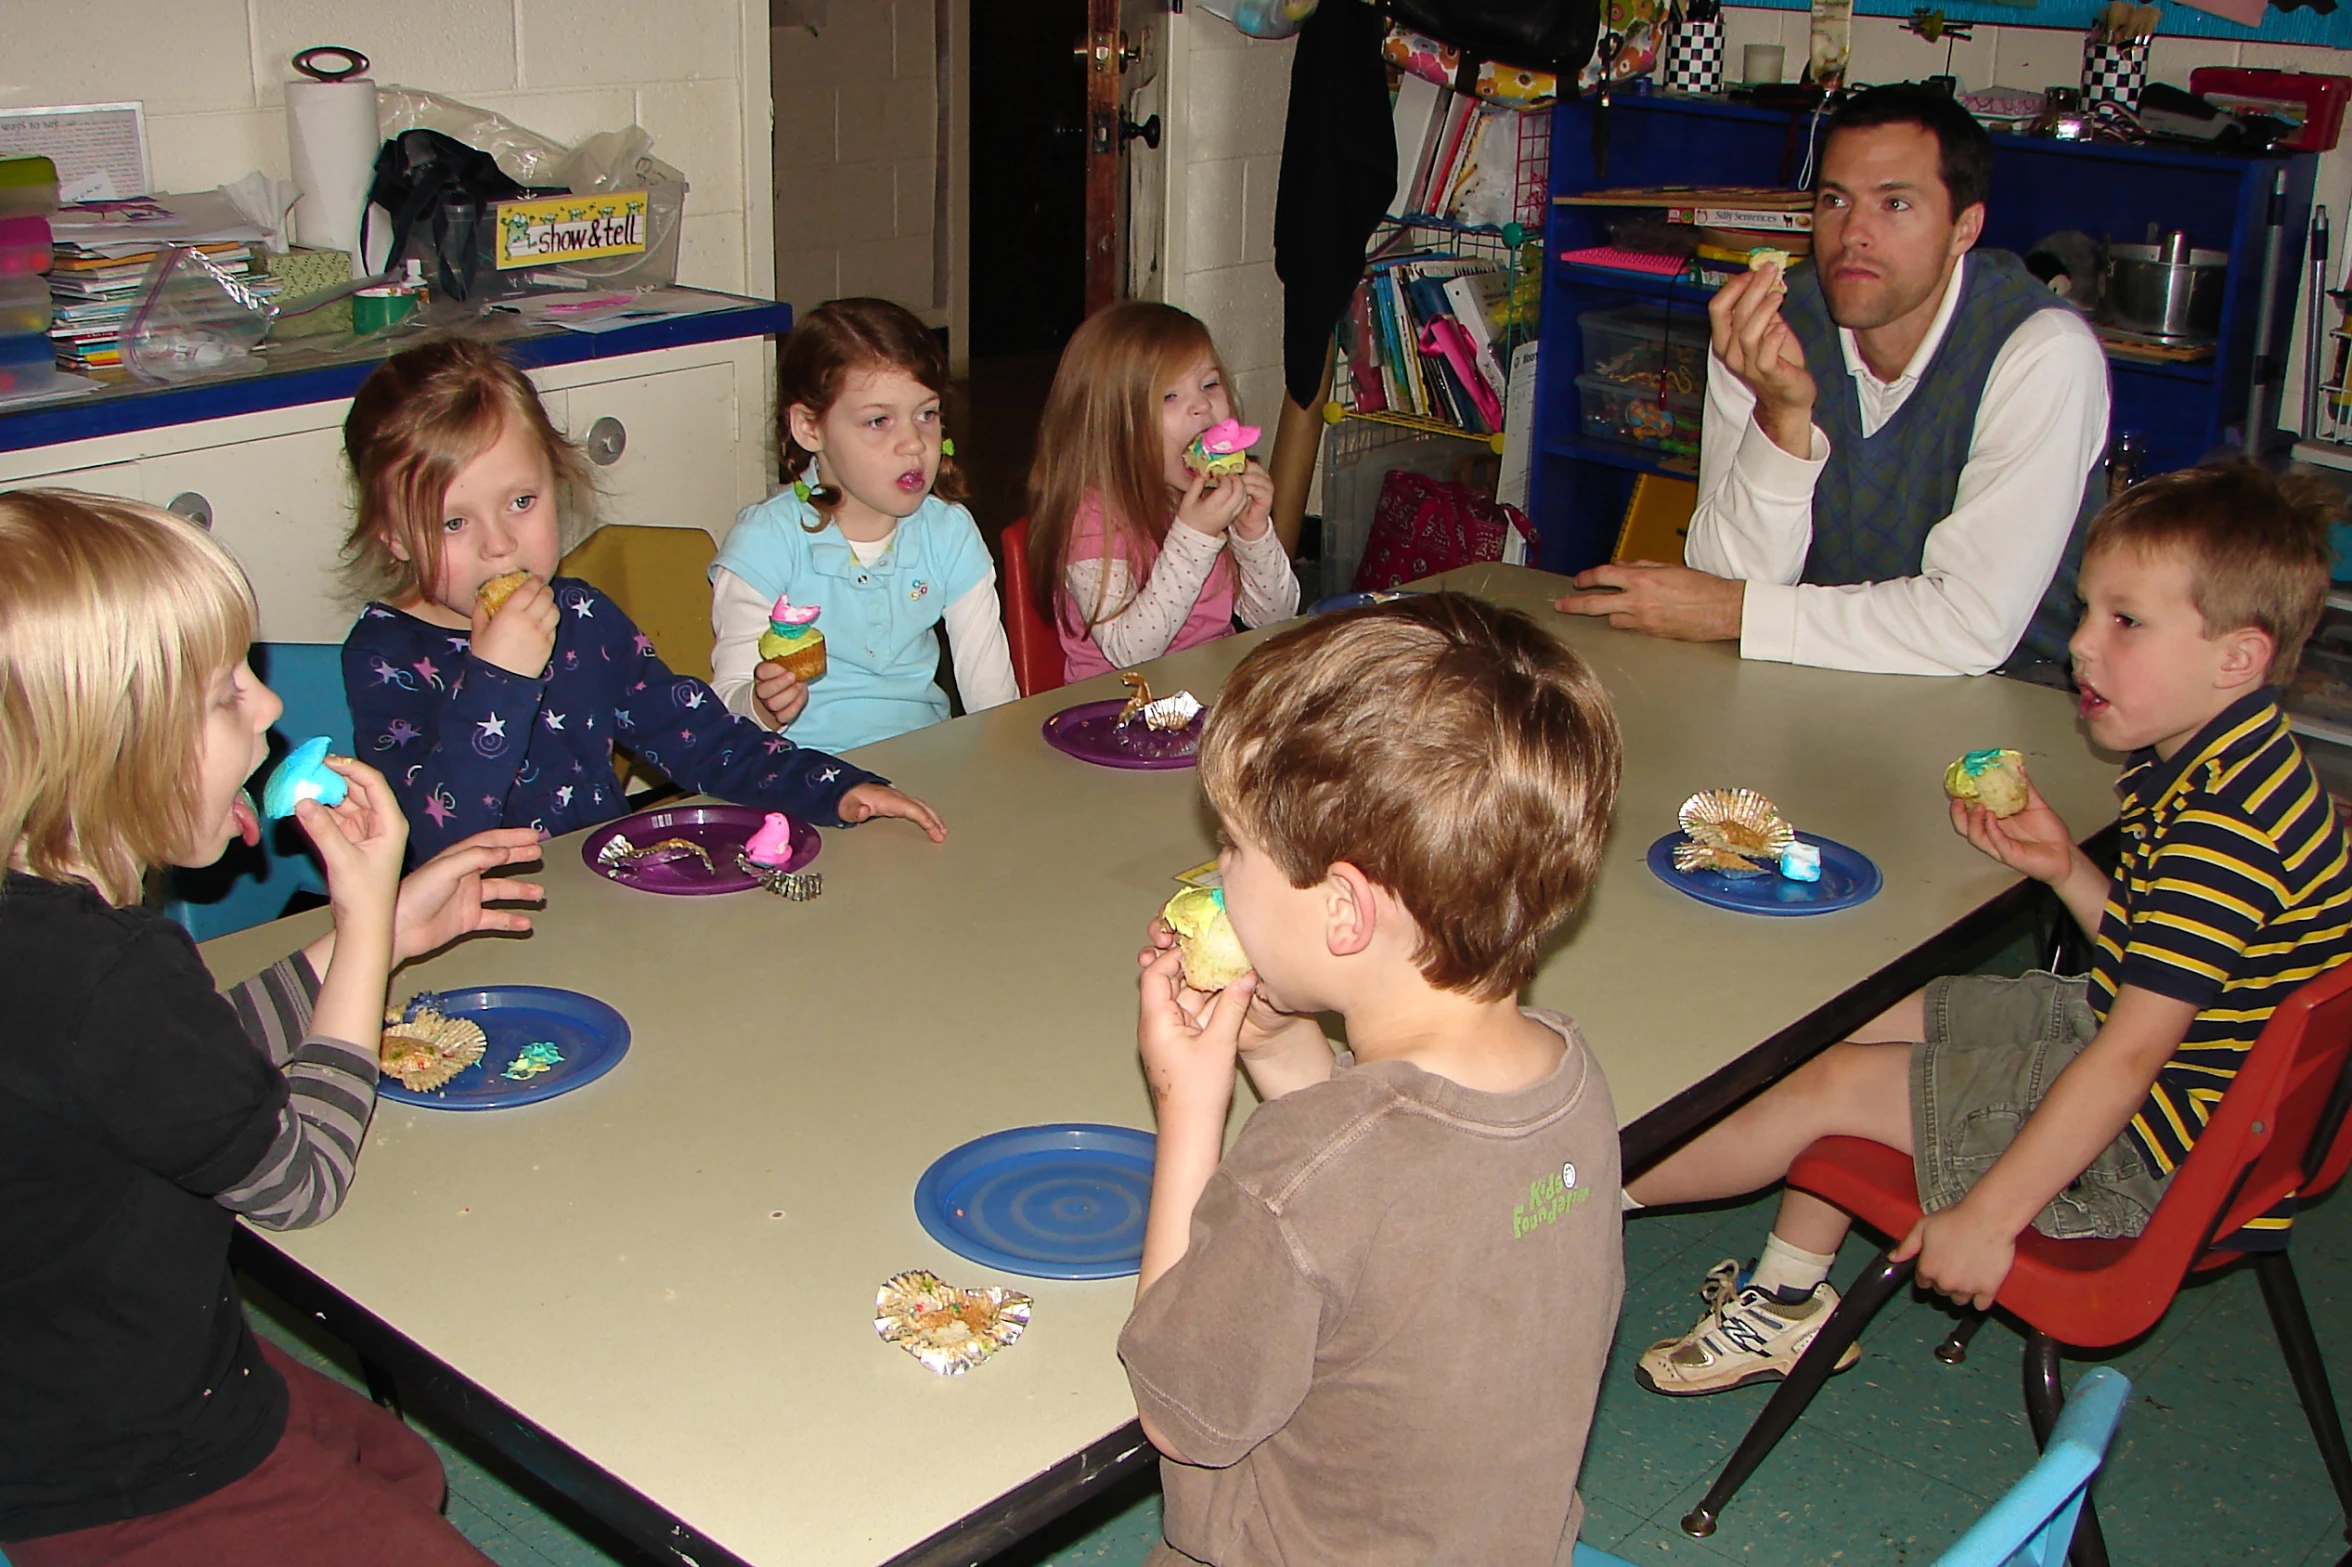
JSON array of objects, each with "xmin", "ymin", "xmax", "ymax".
[
  {"xmin": 2087, "ymin": 691, "xmax": 2352, "ymax": 1237},
  {"xmin": 213, "ymin": 956, "xmax": 379, "ymax": 1230}
]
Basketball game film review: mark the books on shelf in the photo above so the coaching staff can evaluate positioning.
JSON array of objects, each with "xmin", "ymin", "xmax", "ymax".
[
  {"xmin": 1391, "ymin": 85, "xmax": 1536, "ymax": 229},
  {"xmin": 1335, "ymin": 253, "xmax": 1518, "ymax": 436}
]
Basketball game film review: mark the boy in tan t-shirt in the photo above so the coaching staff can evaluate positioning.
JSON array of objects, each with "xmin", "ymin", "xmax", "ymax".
[{"xmin": 1120, "ymin": 595, "xmax": 1627, "ymax": 1567}]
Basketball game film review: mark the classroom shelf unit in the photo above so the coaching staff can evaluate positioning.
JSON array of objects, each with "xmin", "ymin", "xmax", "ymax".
[{"xmin": 1527, "ymin": 91, "xmax": 2318, "ymax": 573}]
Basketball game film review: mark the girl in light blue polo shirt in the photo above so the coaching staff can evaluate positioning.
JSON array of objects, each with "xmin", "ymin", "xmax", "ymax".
[{"xmin": 710, "ymin": 299, "xmax": 1018, "ymax": 753}]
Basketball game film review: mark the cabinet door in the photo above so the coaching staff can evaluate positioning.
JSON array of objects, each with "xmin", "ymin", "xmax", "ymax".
[
  {"xmin": 137, "ymin": 428, "xmax": 356, "ymax": 643},
  {"xmin": 559, "ymin": 361, "xmax": 745, "ymax": 541},
  {"xmin": 5, "ymin": 460, "xmax": 143, "ymax": 499}
]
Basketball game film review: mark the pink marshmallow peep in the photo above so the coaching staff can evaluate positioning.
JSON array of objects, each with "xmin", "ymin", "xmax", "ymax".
[{"xmin": 744, "ymin": 812, "xmax": 799, "ymax": 868}]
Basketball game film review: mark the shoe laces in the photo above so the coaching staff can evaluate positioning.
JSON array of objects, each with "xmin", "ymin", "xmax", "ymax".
[{"xmin": 1698, "ymin": 1258, "xmax": 1748, "ymax": 1316}]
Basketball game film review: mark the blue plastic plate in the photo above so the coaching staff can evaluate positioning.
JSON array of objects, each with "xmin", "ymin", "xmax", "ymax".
[
  {"xmin": 914, "ymin": 1123, "xmax": 1157, "ymax": 1280},
  {"xmin": 1311, "ymin": 588, "xmax": 1427, "ymax": 614},
  {"xmin": 1645, "ymin": 830, "xmax": 1883, "ymax": 916},
  {"xmin": 377, "ymin": 985, "xmax": 631, "ymax": 1109}
]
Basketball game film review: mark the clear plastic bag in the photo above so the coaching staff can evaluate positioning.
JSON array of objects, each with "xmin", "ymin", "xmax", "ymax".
[
  {"xmin": 122, "ymin": 245, "xmax": 276, "ymax": 383},
  {"xmin": 375, "ymin": 86, "xmax": 573, "ymax": 187}
]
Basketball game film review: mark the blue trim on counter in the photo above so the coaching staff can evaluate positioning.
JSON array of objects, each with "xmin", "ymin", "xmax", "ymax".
[{"xmin": 0, "ymin": 297, "xmax": 793, "ymax": 456}]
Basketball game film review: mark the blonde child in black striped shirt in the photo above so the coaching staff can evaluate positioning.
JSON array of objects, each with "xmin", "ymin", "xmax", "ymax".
[
  {"xmin": 0, "ymin": 491, "xmax": 543, "ymax": 1564},
  {"xmin": 1624, "ymin": 461, "xmax": 2352, "ymax": 1399}
]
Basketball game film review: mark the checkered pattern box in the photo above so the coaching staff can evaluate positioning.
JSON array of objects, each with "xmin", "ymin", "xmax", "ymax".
[
  {"xmin": 2082, "ymin": 40, "xmax": 2149, "ymax": 111},
  {"xmin": 1662, "ymin": 18, "xmax": 1724, "ymax": 95}
]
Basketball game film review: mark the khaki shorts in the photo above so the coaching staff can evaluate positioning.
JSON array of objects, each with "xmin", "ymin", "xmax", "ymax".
[{"xmin": 1912, "ymin": 971, "xmax": 2171, "ymax": 1241}]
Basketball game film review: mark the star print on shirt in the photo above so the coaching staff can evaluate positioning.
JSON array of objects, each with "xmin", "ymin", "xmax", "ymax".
[
  {"xmin": 478, "ymin": 714, "xmax": 507, "ymax": 739},
  {"xmin": 763, "ymin": 736, "xmax": 793, "ymax": 755},
  {"xmin": 818, "ymin": 767, "xmax": 841, "ymax": 783},
  {"xmin": 572, "ymin": 599, "xmax": 595, "ymax": 619},
  {"xmin": 414, "ymin": 657, "xmax": 439, "ymax": 683},
  {"xmin": 556, "ymin": 785, "xmax": 574, "ymax": 807},
  {"xmin": 615, "ymin": 710, "xmax": 632, "ymax": 729},
  {"xmin": 423, "ymin": 793, "xmax": 455, "ymax": 828},
  {"xmin": 633, "ymin": 633, "xmax": 655, "ymax": 656},
  {"xmin": 366, "ymin": 606, "xmax": 394, "ymax": 619},
  {"xmin": 543, "ymin": 711, "xmax": 566, "ymax": 732}
]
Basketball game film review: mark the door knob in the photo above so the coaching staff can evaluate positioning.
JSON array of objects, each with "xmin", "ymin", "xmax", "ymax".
[{"xmin": 1121, "ymin": 114, "xmax": 1161, "ymax": 150}]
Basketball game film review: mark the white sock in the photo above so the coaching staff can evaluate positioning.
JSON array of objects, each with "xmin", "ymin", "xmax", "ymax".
[
  {"xmin": 1751, "ymin": 1233, "xmax": 1836, "ymax": 1297},
  {"xmin": 1621, "ymin": 1191, "xmax": 1644, "ymax": 1213}
]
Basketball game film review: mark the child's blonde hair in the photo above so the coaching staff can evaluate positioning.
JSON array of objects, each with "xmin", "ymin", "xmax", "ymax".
[
  {"xmin": 1200, "ymin": 595, "xmax": 1623, "ymax": 1002},
  {"xmin": 341, "ymin": 336, "xmax": 597, "ymax": 602},
  {"xmin": 778, "ymin": 297, "xmax": 968, "ymax": 528},
  {"xmin": 0, "ymin": 489, "xmax": 257, "ymax": 905},
  {"xmin": 2085, "ymin": 460, "xmax": 2339, "ymax": 684},
  {"xmin": 1025, "ymin": 302, "xmax": 1239, "ymax": 630}
]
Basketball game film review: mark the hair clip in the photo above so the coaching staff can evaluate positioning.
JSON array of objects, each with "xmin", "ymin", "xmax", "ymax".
[
  {"xmin": 792, "ymin": 478, "xmax": 812, "ymax": 502},
  {"xmin": 940, "ymin": 437, "xmax": 956, "ymax": 458}
]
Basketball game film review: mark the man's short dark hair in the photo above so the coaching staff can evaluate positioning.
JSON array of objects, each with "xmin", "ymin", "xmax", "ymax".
[{"xmin": 1824, "ymin": 84, "xmax": 1994, "ymax": 219}]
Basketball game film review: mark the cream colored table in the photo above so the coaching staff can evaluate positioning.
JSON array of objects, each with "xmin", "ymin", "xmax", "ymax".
[{"xmin": 202, "ymin": 564, "xmax": 2119, "ymax": 1567}]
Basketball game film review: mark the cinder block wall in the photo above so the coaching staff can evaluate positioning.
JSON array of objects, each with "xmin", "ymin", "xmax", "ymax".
[{"xmin": 2, "ymin": 0, "xmax": 770, "ymax": 295}]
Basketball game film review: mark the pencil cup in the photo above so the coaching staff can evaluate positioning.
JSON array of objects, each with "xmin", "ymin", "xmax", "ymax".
[
  {"xmin": 2081, "ymin": 39, "xmax": 2148, "ymax": 111},
  {"xmin": 1664, "ymin": 18, "xmax": 1725, "ymax": 94}
]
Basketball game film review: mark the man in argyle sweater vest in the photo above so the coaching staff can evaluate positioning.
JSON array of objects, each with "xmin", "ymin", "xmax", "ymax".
[{"xmin": 1555, "ymin": 85, "xmax": 2110, "ymax": 683}]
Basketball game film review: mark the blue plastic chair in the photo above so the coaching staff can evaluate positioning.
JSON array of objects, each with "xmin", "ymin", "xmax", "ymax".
[
  {"xmin": 1933, "ymin": 1367, "xmax": 2131, "ymax": 1567},
  {"xmin": 162, "ymin": 642, "xmax": 354, "ymax": 941},
  {"xmin": 1572, "ymin": 1367, "xmax": 2130, "ymax": 1567}
]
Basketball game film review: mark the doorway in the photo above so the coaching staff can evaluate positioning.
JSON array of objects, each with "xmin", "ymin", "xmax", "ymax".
[{"xmin": 954, "ymin": 0, "xmax": 1088, "ymax": 548}]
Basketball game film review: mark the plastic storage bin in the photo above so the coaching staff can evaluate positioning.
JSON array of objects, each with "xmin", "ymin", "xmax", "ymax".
[
  {"xmin": 2289, "ymin": 614, "xmax": 2352, "ymax": 731},
  {"xmin": 1576, "ymin": 371, "xmax": 1702, "ymax": 456},
  {"xmin": 0, "ymin": 155, "xmax": 58, "ymax": 222},
  {"xmin": 0, "ymin": 215, "xmax": 50, "ymax": 274},
  {"xmin": 1579, "ymin": 302, "xmax": 1710, "ymax": 391},
  {"xmin": 0, "ymin": 272, "xmax": 50, "ymax": 337}
]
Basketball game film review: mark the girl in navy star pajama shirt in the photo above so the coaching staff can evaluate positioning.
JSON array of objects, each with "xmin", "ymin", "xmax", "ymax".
[{"xmin": 337, "ymin": 338, "xmax": 946, "ymax": 865}]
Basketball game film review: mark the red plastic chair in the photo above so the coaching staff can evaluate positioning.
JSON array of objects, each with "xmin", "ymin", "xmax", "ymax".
[
  {"xmin": 1679, "ymin": 960, "xmax": 2352, "ymax": 1566},
  {"xmin": 998, "ymin": 517, "xmax": 1064, "ymax": 698}
]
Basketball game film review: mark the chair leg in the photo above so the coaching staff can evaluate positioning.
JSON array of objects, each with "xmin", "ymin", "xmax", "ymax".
[
  {"xmin": 1679, "ymin": 1248, "xmax": 1913, "ymax": 1539},
  {"xmin": 1935, "ymin": 1310, "xmax": 1989, "ymax": 1365},
  {"xmin": 2021, "ymin": 1333, "xmax": 2110, "ymax": 1567},
  {"xmin": 2255, "ymin": 1251, "xmax": 2352, "ymax": 1540}
]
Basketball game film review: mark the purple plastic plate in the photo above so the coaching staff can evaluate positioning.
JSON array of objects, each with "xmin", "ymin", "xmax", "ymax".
[
  {"xmin": 580, "ymin": 804, "xmax": 819, "ymax": 895},
  {"xmin": 1042, "ymin": 698, "xmax": 1205, "ymax": 771}
]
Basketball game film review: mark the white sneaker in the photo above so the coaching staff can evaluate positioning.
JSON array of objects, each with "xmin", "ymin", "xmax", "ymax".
[{"xmin": 1634, "ymin": 1258, "xmax": 1863, "ymax": 1396}]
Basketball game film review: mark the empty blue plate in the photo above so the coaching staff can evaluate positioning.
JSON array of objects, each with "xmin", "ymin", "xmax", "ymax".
[
  {"xmin": 1645, "ymin": 831, "xmax": 1883, "ymax": 916},
  {"xmin": 378, "ymin": 985, "xmax": 630, "ymax": 1109},
  {"xmin": 914, "ymin": 1123, "xmax": 1158, "ymax": 1280}
]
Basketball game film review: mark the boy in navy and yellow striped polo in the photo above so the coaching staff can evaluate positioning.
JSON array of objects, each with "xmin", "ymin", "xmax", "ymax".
[{"xmin": 1626, "ymin": 463, "xmax": 2352, "ymax": 1398}]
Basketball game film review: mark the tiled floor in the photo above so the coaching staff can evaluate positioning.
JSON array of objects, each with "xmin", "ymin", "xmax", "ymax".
[{"xmin": 245, "ymin": 1175, "xmax": 2352, "ymax": 1567}]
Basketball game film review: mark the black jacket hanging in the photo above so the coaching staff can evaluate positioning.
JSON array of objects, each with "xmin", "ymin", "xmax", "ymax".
[{"xmin": 1274, "ymin": 0, "xmax": 1398, "ymax": 411}]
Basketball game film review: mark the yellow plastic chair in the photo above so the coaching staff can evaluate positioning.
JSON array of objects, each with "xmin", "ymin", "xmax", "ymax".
[{"xmin": 558, "ymin": 523, "xmax": 720, "ymax": 683}]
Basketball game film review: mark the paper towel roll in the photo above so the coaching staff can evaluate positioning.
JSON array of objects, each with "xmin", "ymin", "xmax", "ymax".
[{"xmin": 287, "ymin": 77, "xmax": 380, "ymax": 278}]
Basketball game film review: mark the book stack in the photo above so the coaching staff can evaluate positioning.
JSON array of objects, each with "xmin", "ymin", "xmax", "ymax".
[
  {"xmin": 45, "ymin": 193, "xmax": 276, "ymax": 373},
  {"xmin": 1336, "ymin": 256, "xmax": 1517, "ymax": 436},
  {"xmin": 0, "ymin": 155, "xmax": 60, "ymax": 399},
  {"xmin": 1554, "ymin": 186, "xmax": 1813, "ymax": 284},
  {"xmin": 1390, "ymin": 74, "xmax": 1534, "ymax": 227}
]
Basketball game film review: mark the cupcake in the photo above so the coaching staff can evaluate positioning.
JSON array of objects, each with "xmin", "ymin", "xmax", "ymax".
[
  {"xmin": 1944, "ymin": 748, "xmax": 2030, "ymax": 817},
  {"xmin": 1185, "ymin": 417, "xmax": 1260, "ymax": 479},
  {"xmin": 476, "ymin": 569, "xmax": 532, "ymax": 618},
  {"xmin": 1162, "ymin": 886, "xmax": 1250, "ymax": 991},
  {"xmin": 379, "ymin": 999, "xmax": 488, "ymax": 1092},
  {"xmin": 758, "ymin": 594, "xmax": 827, "ymax": 682}
]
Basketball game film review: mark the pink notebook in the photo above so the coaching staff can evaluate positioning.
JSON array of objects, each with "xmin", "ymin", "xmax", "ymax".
[{"xmin": 1557, "ymin": 245, "xmax": 1689, "ymax": 276}]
